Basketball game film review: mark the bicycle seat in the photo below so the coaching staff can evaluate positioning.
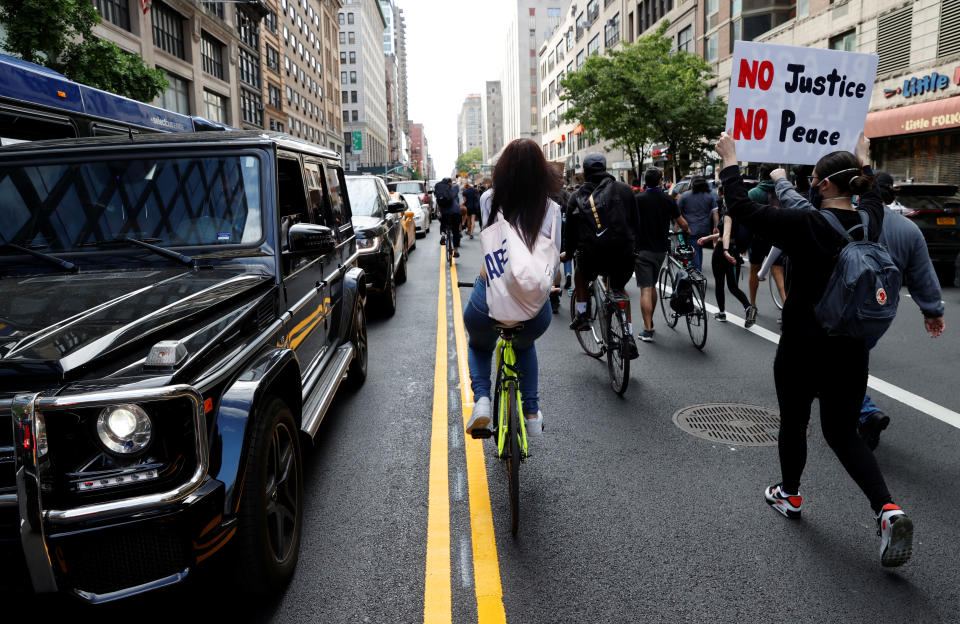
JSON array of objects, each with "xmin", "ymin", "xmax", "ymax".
[{"xmin": 607, "ymin": 289, "xmax": 630, "ymax": 303}]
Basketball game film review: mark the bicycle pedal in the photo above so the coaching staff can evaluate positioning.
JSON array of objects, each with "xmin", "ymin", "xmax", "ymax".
[{"xmin": 470, "ymin": 428, "xmax": 494, "ymax": 439}]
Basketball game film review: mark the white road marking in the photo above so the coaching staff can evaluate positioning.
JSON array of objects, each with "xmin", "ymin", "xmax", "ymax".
[{"xmin": 702, "ymin": 298, "xmax": 960, "ymax": 429}]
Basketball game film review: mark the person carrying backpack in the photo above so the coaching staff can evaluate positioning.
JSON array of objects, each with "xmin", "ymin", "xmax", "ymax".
[
  {"xmin": 566, "ymin": 153, "xmax": 642, "ymax": 359},
  {"xmin": 715, "ymin": 130, "xmax": 914, "ymax": 568},
  {"xmin": 463, "ymin": 139, "xmax": 562, "ymax": 436},
  {"xmin": 435, "ymin": 177, "xmax": 462, "ymax": 257}
]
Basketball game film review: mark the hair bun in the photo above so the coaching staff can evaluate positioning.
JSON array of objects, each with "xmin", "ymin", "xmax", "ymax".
[{"xmin": 848, "ymin": 174, "xmax": 873, "ymax": 195}]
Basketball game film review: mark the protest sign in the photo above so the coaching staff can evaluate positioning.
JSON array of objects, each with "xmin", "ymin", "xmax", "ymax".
[{"xmin": 725, "ymin": 41, "xmax": 878, "ymax": 165}]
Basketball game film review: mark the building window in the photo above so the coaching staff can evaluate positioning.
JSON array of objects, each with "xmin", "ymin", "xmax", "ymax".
[
  {"xmin": 204, "ymin": 90, "xmax": 226, "ymax": 123},
  {"xmin": 201, "ymin": 32, "xmax": 225, "ymax": 80},
  {"xmin": 237, "ymin": 9, "xmax": 259, "ymax": 50},
  {"xmin": 349, "ymin": 71, "xmax": 357, "ymax": 83},
  {"xmin": 797, "ymin": 0, "xmax": 809, "ymax": 19},
  {"xmin": 576, "ymin": 49, "xmax": 585, "ymax": 69},
  {"xmin": 152, "ymin": 1, "xmax": 185, "ymax": 59},
  {"xmin": 340, "ymin": 51, "xmax": 347, "ymax": 64},
  {"xmin": 341, "ymin": 71, "xmax": 347, "ymax": 84},
  {"xmin": 605, "ymin": 12, "xmax": 620, "ymax": 47},
  {"xmin": 731, "ymin": 0, "xmax": 741, "ymax": 17},
  {"xmin": 348, "ymin": 32, "xmax": 356, "ymax": 44},
  {"xmin": 264, "ymin": 9, "xmax": 278, "ymax": 33},
  {"xmin": 342, "ymin": 91, "xmax": 348, "ymax": 104},
  {"xmin": 339, "ymin": 31, "xmax": 346, "ymax": 44},
  {"xmin": 94, "ymin": 0, "xmax": 131, "ymax": 30},
  {"xmin": 937, "ymin": 0, "xmax": 960, "ymax": 60},
  {"xmin": 239, "ymin": 48, "xmax": 261, "ymax": 88},
  {"xmin": 201, "ymin": 1, "xmax": 224, "ymax": 19},
  {"xmin": 347, "ymin": 12, "xmax": 354, "ymax": 24},
  {"xmin": 349, "ymin": 51, "xmax": 356, "ymax": 63},
  {"xmin": 351, "ymin": 91, "xmax": 358, "ymax": 103},
  {"xmin": 241, "ymin": 88, "xmax": 263, "ymax": 126},
  {"xmin": 877, "ymin": 6, "xmax": 912, "ymax": 74},
  {"xmin": 269, "ymin": 84, "xmax": 283, "ymax": 109},
  {"xmin": 343, "ymin": 110, "xmax": 349, "ymax": 122},
  {"xmin": 706, "ymin": 33, "xmax": 719, "ymax": 62},
  {"xmin": 270, "ymin": 119, "xmax": 285, "ymax": 132},
  {"xmin": 588, "ymin": 34, "xmax": 600, "ymax": 55},
  {"xmin": 159, "ymin": 71, "xmax": 189, "ymax": 114},
  {"xmin": 352, "ymin": 110, "xmax": 358, "ymax": 121},
  {"xmin": 830, "ymin": 30, "xmax": 856, "ymax": 52},
  {"xmin": 677, "ymin": 25, "xmax": 692, "ymax": 53},
  {"xmin": 266, "ymin": 45, "xmax": 280, "ymax": 72},
  {"xmin": 338, "ymin": 13, "xmax": 344, "ymax": 25}
]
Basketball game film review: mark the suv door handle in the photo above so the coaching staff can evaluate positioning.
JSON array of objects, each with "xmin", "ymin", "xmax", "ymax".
[{"xmin": 316, "ymin": 280, "xmax": 327, "ymax": 289}]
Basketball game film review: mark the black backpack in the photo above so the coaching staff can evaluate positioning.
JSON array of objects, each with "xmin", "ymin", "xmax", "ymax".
[
  {"xmin": 576, "ymin": 177, "xmax": 632, "ymax": 252},
  {"xmin": 435, "ymin": 182, "xmax": 452, "ymax": 208}
]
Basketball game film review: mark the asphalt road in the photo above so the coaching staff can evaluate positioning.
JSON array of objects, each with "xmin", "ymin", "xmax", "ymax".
[{"xmin": 13, "ymin": 222, "xmax": 960, "ymax": 623}]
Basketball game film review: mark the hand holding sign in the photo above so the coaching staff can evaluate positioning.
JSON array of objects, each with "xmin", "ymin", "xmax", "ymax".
[
  {"xmin": 715, "ymin": 131, "xmax": 738, "ymax": 169},
  {"xmin": 726, "ymin": 41, "xmax": 878, "ymax": 165}
]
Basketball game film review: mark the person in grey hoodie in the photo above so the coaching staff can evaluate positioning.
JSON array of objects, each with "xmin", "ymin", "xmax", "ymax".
[{"xmin": 767, "ymin": 167, "xmax": 946, "ymax": 449}]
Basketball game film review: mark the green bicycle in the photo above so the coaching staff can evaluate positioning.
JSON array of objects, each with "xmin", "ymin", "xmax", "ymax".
[{"xmin": 459, "ymin": 281, "xmax": 528, "ymax": 535}]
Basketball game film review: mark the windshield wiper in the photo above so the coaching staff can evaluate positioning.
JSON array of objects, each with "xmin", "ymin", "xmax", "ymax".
[
  {"xmin": 0, "ymin": 243, "xmax": 78, "ymax": 272},
  {"xmin": 85, "ymin": 237, "xmax": 195, "ymax": 268}
]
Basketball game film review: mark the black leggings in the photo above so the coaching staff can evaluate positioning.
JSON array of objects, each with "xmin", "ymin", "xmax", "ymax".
[
  {"xmin": 774, "ymin": 336, "xmax": 892, "ymax": 513},
  {"xmin": 711, "ymin": 246, "xmax": 750, "ymax": 313}
]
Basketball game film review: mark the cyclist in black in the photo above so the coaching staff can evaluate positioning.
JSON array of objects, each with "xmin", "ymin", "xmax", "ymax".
[
  {"xmin": 435, "ymin": 177, "xmax": 461, "ymax": 257},
  {"xmin": 566, "ymin": 153, "xmax": 642, "ymax": 359}
]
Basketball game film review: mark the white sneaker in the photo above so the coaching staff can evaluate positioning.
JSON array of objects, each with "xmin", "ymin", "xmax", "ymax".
[
  {"xmin": 877, "ymin": 504, "xmax": 913, "ymax": 567},
  {"xmin": 465, "ymin": 397, "xmax": 491, "ymax": 434},
  {"xmin": 523, "ymin": 411, "xmax": 543, "ymax": 437}
]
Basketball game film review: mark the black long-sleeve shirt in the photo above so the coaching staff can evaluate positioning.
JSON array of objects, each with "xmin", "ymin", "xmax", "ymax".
[
  {"xmin": 720, "ymin": 164, "xmax": 884, "ymax": 337},
  {"xmin": 564, "ymin": 173, "xmax": 642, "ymax": 254}
]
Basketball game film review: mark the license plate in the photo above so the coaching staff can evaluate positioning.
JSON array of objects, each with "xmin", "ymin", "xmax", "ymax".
[{"xmin": 936, "ymin": 216, "xmax": 956, "ymax": 226}]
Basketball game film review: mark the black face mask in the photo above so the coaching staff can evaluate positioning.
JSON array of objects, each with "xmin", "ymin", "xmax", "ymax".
[{"xmin": 809, "ymin": 185, "xmax": 823, "ymax": 210}]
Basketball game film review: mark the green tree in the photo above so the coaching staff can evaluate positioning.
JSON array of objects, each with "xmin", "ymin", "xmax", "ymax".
[
  {"xmin": 455, "ymin": 148, "xmax": 484, "ymax": 177},
  {"xmin": 0, "ymin": 0, "xmax": 167, "ymax": 102},
  {"xmin": 561, "ymin": 21, "xmax": 726, "ymax": 179}
]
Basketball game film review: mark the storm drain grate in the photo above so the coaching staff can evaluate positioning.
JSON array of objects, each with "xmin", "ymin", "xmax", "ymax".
[{"xmin": 673, "ymin": 403, "xmax": 781, "ymax": 446}]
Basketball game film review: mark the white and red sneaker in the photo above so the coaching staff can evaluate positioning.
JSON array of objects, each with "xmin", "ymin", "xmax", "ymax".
[
  {"xmin": 764, "ymin": 484, "xmax": 802, "ymax": 519},
  {"xmin": 877, "ymin": 504, "xmax": 913, "ymax": 567}
]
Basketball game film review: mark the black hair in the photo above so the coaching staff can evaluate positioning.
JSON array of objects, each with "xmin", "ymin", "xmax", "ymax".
[
  {"xmin": 792, "ymin": 164, "xmax": 814, "ymax": 193},
  {"xmin": 489, "ymin": 138, "xmax": 562, "ymax": 250},
  {"xmin": 644, "ymin": 168, "xmax": 662, "ymax": 187},
  {"xmin": 691, "ymin": 176, "xmax": 710, "ymax": 193},
  {"xmin": 814, "ymin": 151, "xmax": 872, "ymax": 195},
  {"xmin": 759, "ymin": 163, "xmax": 776, "ymax": 181}
]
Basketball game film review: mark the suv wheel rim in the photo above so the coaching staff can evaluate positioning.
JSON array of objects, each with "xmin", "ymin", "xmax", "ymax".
[
  {"xmin": 356, "ymin": 305, "xmax": 367, "ymax": 371},
  {"xmin": 265, "ymin": 421, "xmax": 298, "ymax": 563}
]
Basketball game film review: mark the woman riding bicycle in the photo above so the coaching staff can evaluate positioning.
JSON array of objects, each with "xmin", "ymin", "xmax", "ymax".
[{"xmin": 463, "ymin": 139, "xmax": 563, "ymax": 436}]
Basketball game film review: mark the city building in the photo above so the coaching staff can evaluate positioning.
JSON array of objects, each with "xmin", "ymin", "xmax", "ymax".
[
  {"xmin": 457, "ymin": 94, "xmax": 484, "ymax": 158},
  {"xmin": 340, "ymin": 0, "xmax": 389, "ymax": 172},
  {"xmin": 482, "ymin": 80, "xmax": 504, "ymax": 162},
  {"xmin": 89, "ymin": 0, "xmax": 265, "ymax": 127},
  {"xmin": 382, "ymin": 0, "xmax": 409, "ymax": 167},
  {"xmin": 409, "ymin": 121, "xmax": 430, "ymax": 179},
  {"xmin": 500, "ymin": 0, "xmax": 565, "ymax": 148},
  {"xmin": 747, "ymin": 0, "xmax": 960, "ymax": 184}
]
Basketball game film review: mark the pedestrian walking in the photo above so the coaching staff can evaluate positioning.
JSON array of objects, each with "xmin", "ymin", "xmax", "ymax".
[
  {"xmin": 634, "ymin": 168, "xmax": 688, "ymax": 341},
  {"xmin": 676, "ymin": 176, "xmax": 717, "ymax": 272},
  {"xmin": 697, "ymin": 185, "xmax": 751, "ymax": 322},
  {"xmin": 463, "ymin": 138, "xmax": 562, "ymax": 437},
  {"xmin": 716, "ymin": 129, "xmax": 915, "ymax": 568},
  {"xmin": 462, "ymin": 182, "xmax": 481, "ymax": 239}
]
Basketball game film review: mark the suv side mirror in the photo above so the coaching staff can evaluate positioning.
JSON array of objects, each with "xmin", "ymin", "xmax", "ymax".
[
  {"xmin": 288, "ymin": 223, "xmax": 336, "ymax": 255},
  {"xmin": 386, "ymin": 200, "xmax": 405, "ymax": 213}
]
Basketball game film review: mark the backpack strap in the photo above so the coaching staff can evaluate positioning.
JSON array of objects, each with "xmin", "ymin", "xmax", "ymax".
[
  {"xmin": 819, "ymin": 209, "xmax": 868, "ymax": 244},
  {"xmin": 588, "ymin": 193, "xmax": 603, "ymax": 232}
]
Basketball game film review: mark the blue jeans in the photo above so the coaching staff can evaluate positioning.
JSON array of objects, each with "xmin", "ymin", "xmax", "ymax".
[
  {"xmin": 859, "ymin": 335, "xmax": 881, "ymax": 424},
  {"xmin": 689, "ymin": 238, "xmax": 704, "ymax": 273},
  {"xmin": 463, "ymin": 276, "xmax": 552, "ymax": 416}
]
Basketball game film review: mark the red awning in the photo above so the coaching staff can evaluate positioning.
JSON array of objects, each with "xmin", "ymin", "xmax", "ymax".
[
  {"xmin": 865, "ymin": 95, "xmax": 960, "ymax": 138},
  {"xmin": 572, "ymin": 124, "xmax": 585, "ymax": 135}
]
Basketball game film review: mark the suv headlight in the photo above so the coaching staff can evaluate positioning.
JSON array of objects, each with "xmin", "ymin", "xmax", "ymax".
[
  {"xmin": 357, "ymin": 237, "xmax": 379, "ymax": 251},
  {"xmin": 96, "ymin": 404, "xmax": 152, "ymax": 455}
]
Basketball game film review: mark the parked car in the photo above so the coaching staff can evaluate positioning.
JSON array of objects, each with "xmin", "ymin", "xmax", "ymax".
[
  {"xmin": 400, "ymin": 201, "xmax": 418, "ymax": 253},
  {"xmin": 401, "ymin": 193, "xmax": 431, "ymax": 237},
  {"xmin": 387, "ymin": 180, "xmax": 433, "ymax": 220},
  {"xmin": 0, "ymin": 130, "xmax": 367, "ymax": 602},
  {"xmin": 346, "ymin": 175, "xmax": 408, "ymax": 315},
  {"xmin": 888, "ymin": 183, "xmax": 960, "ymax": 265}
]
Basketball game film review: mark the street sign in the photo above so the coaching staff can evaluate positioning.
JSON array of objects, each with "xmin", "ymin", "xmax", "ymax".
[{"xmin": 351, "ymin": 131, "xmax": 363, "ymax": 153}]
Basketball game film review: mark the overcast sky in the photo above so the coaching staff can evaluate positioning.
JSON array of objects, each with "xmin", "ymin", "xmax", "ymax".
[{"xmin": 401, "ymin": 0, "xmax": 512, "ymax": 177}]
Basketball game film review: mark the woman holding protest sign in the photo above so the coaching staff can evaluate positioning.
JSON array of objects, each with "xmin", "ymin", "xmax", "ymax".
[{"xmin": 714, "ymin": 130, "xmax": 914, "ymax": 568}]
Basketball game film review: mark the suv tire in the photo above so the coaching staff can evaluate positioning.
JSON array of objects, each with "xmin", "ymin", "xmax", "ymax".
[
  {"xmin": 395, "ymin": 248, "xmax": 408, "ymax": 284},
  {"xmin": 380, "ymin": 260, "xmax": 397, "ymax": 317},
  {"xmin": 234, "ymin": 396, "xmax": 303, "ymax": 596},
  {"xmin": 346, "ymin": 301, "xmax": 368, "ymax": 390}
]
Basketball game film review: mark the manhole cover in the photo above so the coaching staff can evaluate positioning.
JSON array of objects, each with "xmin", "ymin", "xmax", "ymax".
[{"xmin": 673, "ymin": 403, "xmax": 781, "ymax": 446}]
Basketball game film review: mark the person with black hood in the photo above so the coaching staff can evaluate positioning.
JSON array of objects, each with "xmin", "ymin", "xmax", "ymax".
[
  {"xmin": 566, "ymin": 153, "xmax": 642, "ymax": 359},
  {"xmin": 435, "ymin": 177, "xmax": 462, "ymax": 257},
  {"xmin": 716, "ymin": 130, "xmax": 915, "ymax": 568}
]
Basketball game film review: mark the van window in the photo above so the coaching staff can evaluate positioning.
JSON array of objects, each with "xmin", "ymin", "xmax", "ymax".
[
  {"xmin": 277, "ymin": 156, "xmax": 309, "ymax": 253},
  {"xmin": 321, "ymin": 165, "xmax": 349, "ymax": 230},
  {"xmin": 303, "ymin": 161, "xmax": 327, "ymax": 225}
]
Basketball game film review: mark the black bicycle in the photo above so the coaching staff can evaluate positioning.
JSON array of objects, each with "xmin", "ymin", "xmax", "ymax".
[
  {"xmin": 657, "ymin": 232, "xmax": 708, "ymax": 350},
  {"xmin": 444, "ymin": 219, "xmax": 455, "ymax": 265},
  {"xmin": 569, "ymin": 264, "xmax": 632, "ymax": 396}
]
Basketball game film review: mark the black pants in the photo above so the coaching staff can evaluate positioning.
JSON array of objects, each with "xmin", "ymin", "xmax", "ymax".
[
  {"xmin": 774, "ymin": 335, "xmax": 892, "ymax": 513},
  {"xmin": 441, "ymin": 213, "xmax": 461, "ymax": 248},
  {"xmin": 711, "ymin": 247, "xmax": 750, "ymax": 313}
]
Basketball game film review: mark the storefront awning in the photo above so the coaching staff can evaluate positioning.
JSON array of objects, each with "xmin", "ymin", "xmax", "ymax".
[
  {"xmin": 865, "ymin": 95, "xmax": 960, "ymax": 138},
  {"xmin": 572, "ymin": 124, "xmax": 585, "ymax": 135}
]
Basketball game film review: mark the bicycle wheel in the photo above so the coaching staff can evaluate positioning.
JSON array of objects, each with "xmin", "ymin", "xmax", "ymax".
[
  {"xmin": 658, "ymin": 266, "xmax": 678, "ymax": 328},
  {"xmin": 769, "ymin": 276, "xmax": 784, "ymax": 310},
  {"xmin": 570, "ymin": 288, "xmax": 604, "ymax": 358},
  {"xmin": 686, "ymin": 283, "xmax": 708, "ymax": 350},
  {"xmin": 504, "ymin": 380, "xmax": 521, "ymax": 536},
  {"xmin": 606, "ymin": 309, "xmax": 630, "ymax": 396}
]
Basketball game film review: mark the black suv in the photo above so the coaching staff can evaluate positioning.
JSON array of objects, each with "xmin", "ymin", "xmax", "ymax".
[
  {"xmin": 0, "ymin": 131, "xmax": 367, "ymax": 602},
  {"xmin": 346, "ymin": 175, "xmax": 408, "ymax": 316},
  {"xmin": 889, "ymin": 183, "xmax": 960, "ymax": 265}
]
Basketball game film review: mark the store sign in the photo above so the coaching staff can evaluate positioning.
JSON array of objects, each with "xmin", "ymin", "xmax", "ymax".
[
  {"xmin": 883, "ymin": 70, "xmax": 957, "ymax": 99},
  {"xmin": 351, "ymin": 130, "xmax": 362, "ymax": 153},
  {"xmin": 726, "ymin": 41, "xmax": 878, "ymax": 165}
]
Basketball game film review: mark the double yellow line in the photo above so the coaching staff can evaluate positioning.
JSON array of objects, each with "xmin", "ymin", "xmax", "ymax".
[{"xmin": 424, "ymin": 254, "xmax": 507, "ymax": 624}]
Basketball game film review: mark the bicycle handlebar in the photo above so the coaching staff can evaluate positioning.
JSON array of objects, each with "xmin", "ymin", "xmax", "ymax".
[{"xmin": 457, "ymin": 281, "xmax": 475, "ymax": 288}]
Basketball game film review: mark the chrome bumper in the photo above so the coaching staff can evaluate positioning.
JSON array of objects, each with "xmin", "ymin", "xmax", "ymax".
[{"xmin": 12, "ymin": 385, "xmax": 209, "ymax": 595}]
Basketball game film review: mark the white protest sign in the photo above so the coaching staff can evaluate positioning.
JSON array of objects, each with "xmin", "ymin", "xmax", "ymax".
[{"xmin": 725, "ymin": 41, "xmax": 878, "ymax": 165}]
